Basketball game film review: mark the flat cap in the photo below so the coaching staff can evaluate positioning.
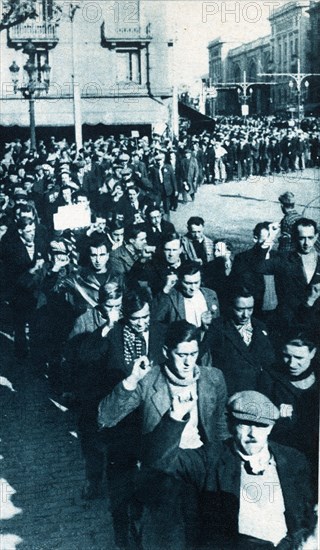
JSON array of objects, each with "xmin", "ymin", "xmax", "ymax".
[
  {"xmin": 279, "ymin": 191, "xmax": 295, "ymax": 206},
  {"xmin": 50, "ymin": 239, "xmax": 69, "ymax": 255},
  {"xmin": 154, "ymin": 151, "xmax": 166, "ymax": 160},
  {"xmin": 120, "ymin": 167, "xmax": 133, "ymax": 176},
  {"xmin": 227, "ymin": 391, "xmax": 279, "ymax": 426},
  {"xmin": 13, "ymin": 187, "xmax": 27, "ymax": 197},
  {"xmin": 118, "ymin": 153, "xmax": 130, "ymax": 162}
]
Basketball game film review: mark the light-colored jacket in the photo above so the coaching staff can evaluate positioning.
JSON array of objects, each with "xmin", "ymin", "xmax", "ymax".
[
  {"xmin": 98, "ymin": 364, "xmax": 229, "ymax": 443},
  {"xmin": 181, "ymin": 235, "xmax": 214, "ymax": 264}
]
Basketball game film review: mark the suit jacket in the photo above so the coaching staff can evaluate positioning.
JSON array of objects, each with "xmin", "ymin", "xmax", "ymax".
[
  {"xmin": 203, "ymin": 146, "xmax": 216, "ymax": 169},
  {"xmin": 140, "ymin": 416, "xmax": 315, "ymax": 546},
  {"xmin": 68, "ymin": 265, "xmax": 122, "ymax": 308},
  {"xmin": 201, "ymin": 316, "xmax": 275, "ymax": 396},
  {"xmin": 149, "ymin": 164, "xmax": 177, "ymax": 197},
  {"xmin": 79, "ymin": 320, "xmax": 167, "ymax": 397},
  {"xmin": 181, "ymin": 235, "xmax": 214, "ymax": 264},
  {"xmin": 2, "ymin": 229, "xmax": 48, "ymax": 303},
  {"xmin": 256, "ymin": 249, "xmax": 320, "ymax": 323},
  {"xmin": 109, "ymin": 244, "xmax": 139, "ymax": 275},
  {"xmin": 153, "ymin": 287, "xmax": 220, "ymax": 326},
  {"xmin": 99, "ymin": 364, "xmax": 229, "ymax": 443},
  {"xmin": 237, "ymin": 142, "xmax": 251, "ymax": 162},
  {"xmin": 131, "ymin": 161, "xmax": 153, "ymax": 193},
  {"xmin": 231, "ymin": 246, "xmax": 279, "ymax": 312},
  {"xmin": 180, "ymin": 157, "xmax": 199, "ymax": 193},
  {"xmin": 146, "ymin": 220, "xmax": 175, "ymax": 248}
]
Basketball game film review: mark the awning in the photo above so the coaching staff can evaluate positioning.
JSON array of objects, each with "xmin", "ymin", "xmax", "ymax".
[{"xmin": 178, "ymin": 102, "xmax": 216, "ymax": 132}]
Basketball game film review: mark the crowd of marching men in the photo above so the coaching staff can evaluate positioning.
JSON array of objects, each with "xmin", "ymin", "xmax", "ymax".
[{"xmin": 0, "ymin": 118, "xmax": 319, "ymax": 549}]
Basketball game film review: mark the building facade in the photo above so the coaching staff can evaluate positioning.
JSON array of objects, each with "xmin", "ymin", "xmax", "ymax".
[
  {"xmin": 269, "ymin": 0, "xmax": 311, "ymax": 115},
  {"xmin": 0, "ymin": 0, "xmax": 176, "ymax": 143},
  {"xmin": 307, "ymin": 0, "xmax": 320, "ymax": 110},
  {"xmin": 207, "ymin": 0, "xmax": 320, "ymax": 117}
]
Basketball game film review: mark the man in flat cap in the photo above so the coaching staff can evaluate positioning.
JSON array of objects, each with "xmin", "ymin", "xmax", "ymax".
[
  {"xmin": 134, "ymin": 391, "xmax": 315, "ymax": 550},
  {"xmin": 278, "ymin": 192, "xmax": 302, "ymax": 253}
]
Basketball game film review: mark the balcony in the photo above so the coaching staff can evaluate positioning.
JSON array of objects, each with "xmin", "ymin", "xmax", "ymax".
[
  {"xmin": 101, "ymin": 21, "xmax": 152, "ymax": 49},
  {"xmin": 8, "ymin": 22, "xmax": 59, "ymax": 48}
]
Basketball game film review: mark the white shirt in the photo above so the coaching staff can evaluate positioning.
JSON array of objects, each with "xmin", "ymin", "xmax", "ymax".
[
  {"xmin": 184, "ymin": 290, "xmax": 208, "ymax": 328},
  {"xmin": 300, "ymin": 251, "xmax": 317, "ymax": 284},
  {"xmin": 168, "ymin": 381, "xmax": 202, "ymax": 449},
  {"xmin": 238, "ymin": 449, "xmax": 287, "ymax": 545},
  {"xmin": 20, "ymin": 238, "xmax": 35, "ymax": 261}
]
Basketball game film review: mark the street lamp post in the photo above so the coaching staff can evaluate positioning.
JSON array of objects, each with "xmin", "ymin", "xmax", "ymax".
[
  {"xmin": 211, "ymin": 71, "xmax": 266, "ymax": 118},
  {"xmin": 9, "ymin": 40, "xmax": 51, "ymax": 151},
  {"xmin": 236, "ymin": 71, "xmax": 254, "ymax": 120},
  {"xmin": 258, "ymin": 59, "xmax": 320, "ymax": 125}
]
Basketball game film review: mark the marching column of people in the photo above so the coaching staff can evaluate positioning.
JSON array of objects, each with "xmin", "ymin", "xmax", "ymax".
[{"xmin": 0, "ymin": 125, "xmax": 318, "ymax": 550}]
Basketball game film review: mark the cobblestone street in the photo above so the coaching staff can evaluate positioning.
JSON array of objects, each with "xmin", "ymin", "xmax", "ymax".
[{"xmin": 0, "ymin": 303, "xmax": 116, "ymax": 550}]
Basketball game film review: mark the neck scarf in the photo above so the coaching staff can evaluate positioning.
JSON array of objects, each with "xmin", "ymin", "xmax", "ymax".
[
  {"xmin": 289, "ymin": 364, "xmax": 315, "ymax": 382},
  {"xmin": 123, "ymin": 325, "xmax": 147, "ymax": 368},
  {"xmin": 164, "ymin": 364, "xmax": 200, "ymax": 387},
  {"xmin": 237, "ymin": 445, "xmax": 272, "ymax": 475},
  {"xmin": 234, "ymin": 320, "xmax": 253, "ymax": 346}
]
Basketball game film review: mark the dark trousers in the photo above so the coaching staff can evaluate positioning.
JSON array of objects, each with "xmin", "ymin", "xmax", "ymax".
[
  {"xmin": 11, "ymin": 300, "xmax": 38, "ymax": 359},
  {"xmin": 161, "ymin": 194, "xmax": 171, "ymax": 215}
]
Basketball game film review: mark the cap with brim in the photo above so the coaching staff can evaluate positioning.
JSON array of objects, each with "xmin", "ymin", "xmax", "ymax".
[
  {"xmin": 120, "ymin": 168, "xmax": 132, "ymax": 176},
  {"xmin": 279, "ymin": 191, "xmax": 295, "ymax": 206},
  {"xmin": 14, "ymin": 188, "xmax": 27, "ymax": 197},
  {"xmin": 42, "ymin": 164, "xmax": 53, "ymax": 172},
  {"xmin": 50, "ymin": 240, "xmax": 69, "ymax": 255},
  {"xmin": 47, "ymin": 154, "xmax": 57, "ymax": 162},
  {"xmin": 227, "ymin": 391, "xmax": 279, "ymax": 426},
  {"xmin": 60, "ymin": 168, "xmax": 71, "ymax": 176},
  {"xmin": 119, "ymin": 154, "xmax": 130, "ymax": 162}
]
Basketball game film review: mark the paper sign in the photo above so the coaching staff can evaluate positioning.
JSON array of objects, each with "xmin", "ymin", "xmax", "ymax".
[
  {"xmin": 241, "ymin": 104, "xmax": 249, "ymax": 116},
  {"xmin": 53, "ymin": 204, "xmax": 91, "ymax": 231},
  {"xmin": 131, "ymin": 130, "xmax": 140, "ymax": 138}
]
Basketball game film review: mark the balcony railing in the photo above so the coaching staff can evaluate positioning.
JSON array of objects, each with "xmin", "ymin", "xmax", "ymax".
[
  {"xmin": 8, "ymin": 22, "xmax": 59, "ymax": 45},
  {"xmin": 101, "ymin": 22, "xmax": 152, "ymax": 47}
]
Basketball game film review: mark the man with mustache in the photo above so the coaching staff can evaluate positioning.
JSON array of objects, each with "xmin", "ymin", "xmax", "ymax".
[{"xmin": 136, "ymin": 391, "xmax": 315, "ymax": 550}]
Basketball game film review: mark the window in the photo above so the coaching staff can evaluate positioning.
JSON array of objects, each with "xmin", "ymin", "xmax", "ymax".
[
  {"xmin": 116, "ymin": 49, "xmax": 141, "ymax": 83},
  {"xmin": 35, "ymin": 50, "xmax": 49, "ymax": 84},
  {"xmin": 278, "ymin": 43, "xmax": 282, "ymax": 66}
]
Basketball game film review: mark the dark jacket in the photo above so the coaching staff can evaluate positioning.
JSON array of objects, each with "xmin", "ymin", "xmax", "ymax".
[
  {"xmin": 79, "ymin": 320, "xmax": 167, "ymax": 396},
  {"xmin": 145, "ymin": 219, "xmax": 175, "ymax": 248},
  {"xmin": 149, "ymin": 164, "xmax": 177, "ymax": 198},
  {"xmin": 258, "ymin": 364, "xmax": 319, "ymax": 465},
  {"xmin": 231, "ymin": 246, "xmax": 279, "ymax": 312},
  {"xmin": 256, "ymin": 249, "xmax": 320, "ymax": 324},
  {"xmin": 2, "ymin": 229, "xmax": 48, "ymax": 304},
  {"xmin": 138, "ymin": 415, "xmax": 315, "ymax": 548},
  {"xmin": 201, "ymin": 316, "xmax": 275, "ymax": 395}
]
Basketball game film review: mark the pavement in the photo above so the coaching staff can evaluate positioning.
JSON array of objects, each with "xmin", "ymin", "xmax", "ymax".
[
  {"xmin": 171, "ymin": 167, "xmax": 320, "ymax": 251},
  {"xmin": 0, "ymin": 167, "xmax": 319, "ymax": 549}
]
